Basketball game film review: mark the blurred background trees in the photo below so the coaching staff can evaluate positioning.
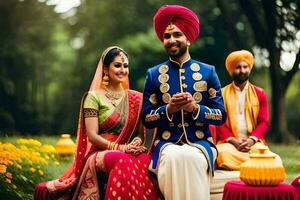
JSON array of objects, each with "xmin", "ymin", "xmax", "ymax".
[{"xmin": 0, "ymin": 0, "xmax": 299, "ymax": 143}]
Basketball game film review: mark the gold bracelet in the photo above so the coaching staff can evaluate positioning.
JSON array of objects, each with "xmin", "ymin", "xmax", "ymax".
[
  {"xmin": 107, "ymin": 141, "xmax": 112, "ymax": 150},
  {"xmin": 122, "ymin": 144, "xmax": 127, "ymax": 152},
  {"xmin": 109, "ymin": 142, "xmax": 116, "ymax": 150}
]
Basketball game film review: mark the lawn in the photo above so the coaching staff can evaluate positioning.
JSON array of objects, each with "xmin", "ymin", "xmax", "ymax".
[{"xmin": 0, "ymin": 135, "xmax": 299, "ymax": 199}]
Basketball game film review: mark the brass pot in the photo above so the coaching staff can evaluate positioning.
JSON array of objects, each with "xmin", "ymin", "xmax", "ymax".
[
  {"xmin": 55, "ymin": 134, "xmax": 76, "ymax": 156},
  {"xmin": 240, "ymin": 143, "xmax": 285, "ymax": 186}
]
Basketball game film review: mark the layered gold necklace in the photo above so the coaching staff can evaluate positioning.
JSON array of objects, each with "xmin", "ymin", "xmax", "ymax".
[{"xmin": 104, "ymin": 87, "xmax": 125, "ymax": 107}]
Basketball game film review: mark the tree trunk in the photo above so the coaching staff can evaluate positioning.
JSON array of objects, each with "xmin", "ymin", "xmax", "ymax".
[
  {"xmin": 268, "ymin": 51, "xmax": 292, "ymax": 143},
  {"xmin": 269, "ymin": 84, "xmax": 288, "ymax": 143}
]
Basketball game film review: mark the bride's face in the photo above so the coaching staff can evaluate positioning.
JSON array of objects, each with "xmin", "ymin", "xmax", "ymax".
[{"xmin": 108, "ymin": 52, "xmax": 129, "ymax": 85}]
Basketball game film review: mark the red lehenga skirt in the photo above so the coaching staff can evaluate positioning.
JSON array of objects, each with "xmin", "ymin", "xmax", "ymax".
[{"xmin": 34, "ymin": 151, "xmax": 158, "ymax": 200}]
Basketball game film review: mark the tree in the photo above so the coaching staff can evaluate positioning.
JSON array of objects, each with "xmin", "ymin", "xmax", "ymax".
[
  {"xmin": 0, "ymin": 0, "xmax": 68, "ymax": 134},
  {"xmin": 216, "ymin": 0, "xmax": 300, "ymax": 142}
]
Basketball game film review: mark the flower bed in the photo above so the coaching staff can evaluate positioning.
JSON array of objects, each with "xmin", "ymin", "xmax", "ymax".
[{"xmin": 0, "ymin": 138, "xmax": 60, "ymax": 199}]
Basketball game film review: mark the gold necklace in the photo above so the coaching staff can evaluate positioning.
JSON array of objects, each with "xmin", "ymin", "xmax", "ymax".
[{"xmin": 104, "ymin": 88, "xmax": 125, "ymax": 106}]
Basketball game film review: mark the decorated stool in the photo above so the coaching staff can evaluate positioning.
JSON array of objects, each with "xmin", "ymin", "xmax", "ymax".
[{"xmin": 223, "ymin": 180, "xmax": 298, "ymax": 200}]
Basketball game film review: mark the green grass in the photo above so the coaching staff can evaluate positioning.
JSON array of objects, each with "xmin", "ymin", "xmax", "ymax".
[{"xmin": 268, "ymin": 143, "xmax": 300, "ymax": 183}]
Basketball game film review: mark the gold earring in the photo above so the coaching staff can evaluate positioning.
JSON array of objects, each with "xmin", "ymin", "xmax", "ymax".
[{"xmin": 101, "ymin": 73, "xmax": 109, "ymax": 88}]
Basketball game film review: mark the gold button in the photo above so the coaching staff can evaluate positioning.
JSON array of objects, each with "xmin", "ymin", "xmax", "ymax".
[
  {"xmin": 162, "ymin": 131, "xmax": 171, "ymax": 140},
  {"xmin": 181, "ymin": 76, "xmax": 186, "ymax": 80},
  {"xmin": 178, "ymin": 124, "xmax": 183, "ymax": 128},
  {"xmin": 182, "ymin": 83, "xmax": 188, "ymax": 88},
  {"xmin": 180, "ymin": 68, "xmax": 185, "ymax": 73},
  {"xmin": 195, "ymin": 130, "xmax": 204, "ymax": 139}
]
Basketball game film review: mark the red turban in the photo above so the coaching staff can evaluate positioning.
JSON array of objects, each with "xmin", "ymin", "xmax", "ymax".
[
  {"xmin": 225, "ymin": 50, "xmax": 254, "ymax": 76},
  {"xmin": 153, "ymin": 5, "xmax": 200, "ymax": 44}
]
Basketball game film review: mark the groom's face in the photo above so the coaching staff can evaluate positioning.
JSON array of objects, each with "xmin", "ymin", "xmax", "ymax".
[{"xmin": 163, "ymin": 24, "xmax": 189, "ymax": 60}]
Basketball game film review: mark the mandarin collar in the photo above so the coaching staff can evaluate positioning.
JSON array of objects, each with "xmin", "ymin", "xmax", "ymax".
[{"xmin": 168, "ymin": 56, "xmax": 191, "ymax": 68}]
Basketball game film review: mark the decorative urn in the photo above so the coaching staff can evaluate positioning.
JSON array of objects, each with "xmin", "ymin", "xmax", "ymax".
[
  {"xmin": 240, "ymin": 143, "xmax": 285, "ymax": 186},
  {"xmin": 55, "ymin": 134, "xmax": 76, "ymax": 156}
]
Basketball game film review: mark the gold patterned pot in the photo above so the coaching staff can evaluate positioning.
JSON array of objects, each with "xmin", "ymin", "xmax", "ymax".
[
  {"xmin": 55, "ymin": 134, "xmax": 76, "ymax": 156},
  {"xmin": 240, "ymin": 143, "xmax": 285, "ymax": 186}
]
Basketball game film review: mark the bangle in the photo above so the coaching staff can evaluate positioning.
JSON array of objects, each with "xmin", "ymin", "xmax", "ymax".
[
  {"xmin": 107, "ymin": 141, "xmax": 112, "ymax": 149},
  {"xmin": 121, "ymin": 144, "xmax": 127, "ymax": 152}
]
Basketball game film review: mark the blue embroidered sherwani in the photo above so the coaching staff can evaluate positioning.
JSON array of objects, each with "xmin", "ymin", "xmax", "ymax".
[{"xmin": 142, "ymin": 58, "xmax": 226, "ymax": 175}]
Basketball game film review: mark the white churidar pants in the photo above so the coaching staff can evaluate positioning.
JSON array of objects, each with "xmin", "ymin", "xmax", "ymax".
[{"xmin": 157, "ymin": 144, "xmax": 210, "ymax": 200}]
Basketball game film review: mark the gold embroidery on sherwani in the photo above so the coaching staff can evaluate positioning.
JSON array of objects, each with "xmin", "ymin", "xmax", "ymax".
[
  {"xmin": 149, "ymin": 93, "xmax": 158, "ymax": 105},
  {"xmin": 158, "ymin": 65, "xmax": 169, "ymax": 73},
  {"xmin": 193, "ymin": 92, "xmax": 202, "ymax": 103},
  {"xmin": 160, "ymin": 83, "xmax": 170, "ymax": 93},
  {"xmin": 158, "ymin": 73, "xmax": 169, "ymax": 83},
  {"xmin": 208, "ymin": 88, "xmax": 217, "ymax": 99},
  {"xmin": 193, "ymin": 81, "xmax": 207, "ymax": 92},
  {"xmin": 190, "ymin": 63, "xmax": 200, "ymax": 71},
  {"xmin": 162, "ymin": 93, "xmax": 171, "ymax": 103},
  {"xmin": 192, "ymin": 72, "xmax": 202, "ymax": 81}
]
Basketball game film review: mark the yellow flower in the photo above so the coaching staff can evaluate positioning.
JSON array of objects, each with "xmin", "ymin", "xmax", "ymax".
[
  {"xmin": 30, "ymin": 167, "xmax": 36, "ymax": 173},
  {"xmin": 28, "ymin": 139, "xmax": 42, "ymax": 147},
  {"xmin": 0, "ymin": 164, "xmax": 7, "ymax": 174},
  {"xmin": 16, "ymin": 164, "xmax": 22, "ymax": 169},
  {"xmin": 17, "ymin": 138, "xmax": 29, "ymax": 145},
  {"xmin": 41, "ymin": 145, "xmax": 56, "ymax": 154},
  {"xmin": 54, "ymin": 161, "xmax": 60, "ymax": 166},
  {"xmin": 5, "ymin": 172, "xmax": 12, "ymax": 179},
  {"xmin": 38, "ymin": 169, "xmax": 44, "ymax": 176},
  {"xmin": 11, "ymin": 184, "xmax": 17, "ymax": 189}
]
